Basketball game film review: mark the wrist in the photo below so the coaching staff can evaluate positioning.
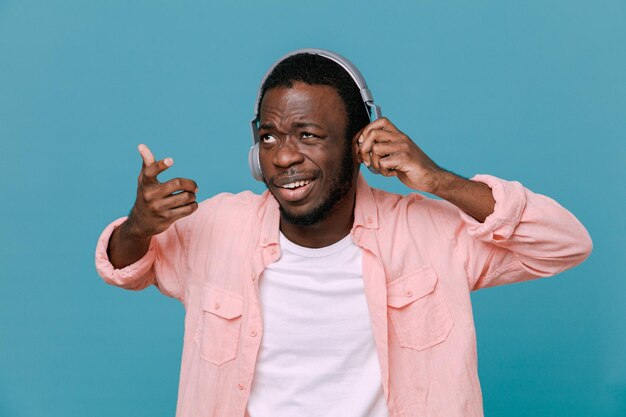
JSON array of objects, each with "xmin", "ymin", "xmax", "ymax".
[
  {"xmin": 430, "ymin": 169, "xmax": 458, "ymax": 198},
  {"xmin": 120, "ymin": 216, "xmax": 152, "ymax": 241}
]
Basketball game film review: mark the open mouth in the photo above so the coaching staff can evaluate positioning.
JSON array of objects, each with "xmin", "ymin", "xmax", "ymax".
[
  {"xmin": 279, "ymin": 180, "xmax": 311, "ymax": 189},
  {"xmin": 274, "ymin": 179, "xmax": 316, "ymax": 202}
]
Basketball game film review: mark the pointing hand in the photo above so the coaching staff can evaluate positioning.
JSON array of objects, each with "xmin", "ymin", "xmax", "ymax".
[{"xmin": 125, "ymin": 144, "xmax": 199, "ymax": 239}]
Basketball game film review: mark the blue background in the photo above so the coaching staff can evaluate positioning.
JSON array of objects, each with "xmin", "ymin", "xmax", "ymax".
[{"xmin": 1, "ymin": 1, "xmax": 624, "ymax": 416}]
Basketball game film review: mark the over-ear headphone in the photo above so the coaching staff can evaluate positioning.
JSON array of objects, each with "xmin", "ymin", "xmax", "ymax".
[{"xmin": 248, "ymin": 48, "xmax": 382, "ymax": 181}]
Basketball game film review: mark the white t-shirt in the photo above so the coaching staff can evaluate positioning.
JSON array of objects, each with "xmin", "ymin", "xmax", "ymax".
[{"xmin": 247, "ymin": 232, "xmax": 389, "ymax": 417}]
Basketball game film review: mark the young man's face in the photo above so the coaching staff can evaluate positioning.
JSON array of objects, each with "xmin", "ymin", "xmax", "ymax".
[{"xmin": 258, "ymin": 82, "xmax": 358, "ymax": 226}]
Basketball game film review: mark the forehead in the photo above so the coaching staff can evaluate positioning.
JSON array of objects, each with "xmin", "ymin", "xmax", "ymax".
[{"xmin": 259, "ymin": 82, "xmax": 347, "ymax": 126}]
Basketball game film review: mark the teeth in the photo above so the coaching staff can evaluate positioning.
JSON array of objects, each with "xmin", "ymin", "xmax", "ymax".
[{"xmin": 281, "ymin": 180, "xmax": 311, "ymax": 189}]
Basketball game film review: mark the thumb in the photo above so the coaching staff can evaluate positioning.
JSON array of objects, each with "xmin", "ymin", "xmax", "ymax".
[{"xmin": 138, "ymin": 144, "xmax": 156, "ymax": 166}]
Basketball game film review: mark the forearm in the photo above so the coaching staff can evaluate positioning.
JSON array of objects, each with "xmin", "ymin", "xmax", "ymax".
[
  {"xmin": 107, "ymin": 220, "xmax": 152, "ymax": 269},
  {"xmin": 433, "ymin": 171, "xmax": 496, "ymax": 223}
]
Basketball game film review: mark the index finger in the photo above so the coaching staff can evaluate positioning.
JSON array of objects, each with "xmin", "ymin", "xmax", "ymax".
[
  {"xmin": 143, "ymin": 157, "xmax": 174, "ymax": 182},
  {"xmin": 137, "ymin": 144, "xmax": 174, "ymax": 182},
  {"xmin": 359, "ymin": 117, "xmax": 400, "ymax": 144}
]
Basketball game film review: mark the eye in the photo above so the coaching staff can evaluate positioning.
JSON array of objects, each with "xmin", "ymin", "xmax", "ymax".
[
  {"xmin": 261, "ymin": 134, "xmax": 277, "ymax": 143},
  {"xmin": 301, "ymin": 132, "xmax": 317, "ymax": 139}
]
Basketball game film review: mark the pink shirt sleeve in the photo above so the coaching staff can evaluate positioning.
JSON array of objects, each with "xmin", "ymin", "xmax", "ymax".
[
  {"xmin": 94, "ymin": 216, "xmax": 189, "ymax": 302},
  {"xmin": 454, "ymin": 174, "xmax": 592, "ymax": 290}
]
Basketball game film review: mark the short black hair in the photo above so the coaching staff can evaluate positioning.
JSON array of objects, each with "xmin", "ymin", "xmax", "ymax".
[{"xmin": 259, "ymin": 53, "xmax": 371, "ymax": 144}]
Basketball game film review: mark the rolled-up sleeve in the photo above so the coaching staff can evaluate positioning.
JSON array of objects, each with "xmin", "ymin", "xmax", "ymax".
[
  {"xmin": 94, "ymin": 216, "xmax": 189, "ymax": 302},
  {"xmin": 95, "ymin": 217, "xmax": 158, "ymax": 291},
  {"xmin": 454, "ymin": 174, "xmax": 592, "ymax": 290}
]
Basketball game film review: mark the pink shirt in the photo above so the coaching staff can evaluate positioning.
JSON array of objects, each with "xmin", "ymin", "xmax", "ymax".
[{"xmin": 95, "ymin": 174, "xmax": 592, "ymax": 417}]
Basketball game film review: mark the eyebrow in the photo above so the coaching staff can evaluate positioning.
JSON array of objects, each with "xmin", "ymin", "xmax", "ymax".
[{"xmin": 259, "ymin": 122, "xmax": 323, "ymax": 130}]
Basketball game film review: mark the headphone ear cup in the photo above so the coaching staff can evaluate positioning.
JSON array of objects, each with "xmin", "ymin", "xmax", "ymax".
[{"xmin": 248, "ymin": 143, "xmax": 264, "ymax": 181}]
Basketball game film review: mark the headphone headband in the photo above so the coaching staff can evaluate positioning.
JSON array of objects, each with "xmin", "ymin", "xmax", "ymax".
[
  {"xmin": 248, "ymin": 48, "xmax": 382, "ymax": 181},
  {"xmin": 250, "ymin": 48, "xmax": 381, "ymax": 146}
]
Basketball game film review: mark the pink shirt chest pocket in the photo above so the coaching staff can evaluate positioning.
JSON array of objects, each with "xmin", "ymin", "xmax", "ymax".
[
  {"xmin": 387, "ymin": 265, "xmax": 454, "ymax": 351},
  {"xmin": 194, "ymin": 285, "xmax": 244, "ymax": 365}
]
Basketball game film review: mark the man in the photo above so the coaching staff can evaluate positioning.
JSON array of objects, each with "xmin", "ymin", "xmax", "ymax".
[{"xmin": 95, "ymin": 50, "xmax": 592, "ymax": 417}]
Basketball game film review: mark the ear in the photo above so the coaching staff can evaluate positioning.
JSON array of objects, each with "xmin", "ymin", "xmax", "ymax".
[{"xmin": 351, "ymin": 129, "xmax": 364, "ymax": 165}]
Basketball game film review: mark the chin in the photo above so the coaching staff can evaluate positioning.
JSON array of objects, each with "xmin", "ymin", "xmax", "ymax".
[
  {"xmin": 281, "ymin": 199, "xmax": 335, "ymax": 226},
  {"xmin": 278, "ymin": 204, "xmax": 322, "ymax": 227},
  {"xmin": 279, "ymin": 188, "xmax": 348, "ymax": 227}
]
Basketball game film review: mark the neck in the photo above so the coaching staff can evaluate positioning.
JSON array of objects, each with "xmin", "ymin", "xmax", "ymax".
[{"xmin": 280, "ymin": 188, "xmax": 356, "ymax": 248}]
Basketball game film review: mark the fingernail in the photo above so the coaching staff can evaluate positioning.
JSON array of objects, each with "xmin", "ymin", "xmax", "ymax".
[
  {"xmin": 358, "ymin": 135, "xmax": 364, "ymax": 144},
  {"xmin": 164, "ymin": 158, "xmax": 173, "ymax": 166},
  {"xmin": 364, "ymin": 160, "xmax": 370, "ymax": 167},
  {"xmin": 194, "ymin": 187, "xmax": 199, "ymax": 193}
]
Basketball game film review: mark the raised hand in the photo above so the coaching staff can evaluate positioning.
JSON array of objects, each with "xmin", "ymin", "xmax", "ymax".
[
  {"xmin": 107, "ymin": 144, "xmax": 199, "ymax": 269},
  {"xmin": 357, "ymin": 117, "xmax": 445, "ymax": 194},
  {"xmin": 125, "ymin": 144, "xmax": 199, "ymax": 239},
  {"xmin": 357, "ymin": 117, "xmax": 495, "ymax": 222}
]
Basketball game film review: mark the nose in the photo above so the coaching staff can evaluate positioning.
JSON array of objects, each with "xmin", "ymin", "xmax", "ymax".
[{"xmin": 272, "ymin": 137, "xmax": 305, "ymax": 168}]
